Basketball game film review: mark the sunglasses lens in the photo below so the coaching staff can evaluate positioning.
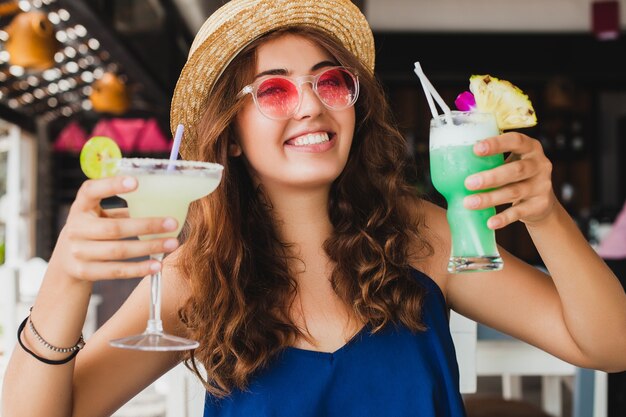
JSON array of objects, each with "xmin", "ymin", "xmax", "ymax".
[
  {"xmin": 316, "ymin": 68, "xmax": 357, "ymax": 109},
  {"xmin": 256, "ymin": 77, "xmax": 299, "ymax": 119}
]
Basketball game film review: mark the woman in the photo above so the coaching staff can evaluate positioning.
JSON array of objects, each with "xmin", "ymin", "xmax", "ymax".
[{"xmin": 3, "ymin": 1, "xmax": 625, "ymax": 416}]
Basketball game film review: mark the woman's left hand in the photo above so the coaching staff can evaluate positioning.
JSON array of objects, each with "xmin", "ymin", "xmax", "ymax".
[{"xmin": 462, "ymin": 131, "xmax": 558, "ymax": 230}]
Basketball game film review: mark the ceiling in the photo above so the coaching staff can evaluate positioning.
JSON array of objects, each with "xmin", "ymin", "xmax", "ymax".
[
  {"xmin": 0, "ymin": 0, "xmax": 193, "ymax": 131},
  {"xmin": 0, "ymin": 0, "xmax": 622, "ymax": 133}
]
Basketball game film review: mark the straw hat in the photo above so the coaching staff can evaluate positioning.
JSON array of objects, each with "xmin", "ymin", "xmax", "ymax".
[{"xmin": 170, "ymin": 0, "xmax": 375, "ymax": 159}]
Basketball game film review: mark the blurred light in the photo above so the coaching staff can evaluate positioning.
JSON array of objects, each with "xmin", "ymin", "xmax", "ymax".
[
  {"xmin": 48, "ymin": 12, "xmax": 60, "ymax": 25},
  {"xmin": 33, "ymin": 88, "xmax": 45, "ymax": 99},
  {"xmin": 0, "ymin": 51, "xmax": 9, "ymax": 63},
  {"xmin": 42, "ymin": 68, "xmax": 60, "ymax": 81},
  {"xmin": 17, "ymin": 80, "xmax": 28, "ymax": 90},
  {"xmin": 9, "ymin": 66, "xmax": 24, "ymax": 77},
  {"xmin": 27, "ymin": 75, "xmax": 39, "ymax": 87},
  {"xmin": 106, "ymin": 63, "xmax": 119, "ymax": 73},
  {"xmin": 82, "ymin": 86, "xmax": 92, "ymax": 95},
  {"xmin": 0, "ymin": 31, "xmax": 8, "ymax": 42},
  {"xmin": 67, "ymin": 78, "xmax": 77, "ymax": 88},
  {"xmin": 47, "ymin": 97, "xmax": 58, "ymax": 107},
  {"xmin": 61, "ymin": 106, "xmax": 72, "ymax": 117},
  {"xmin": 56, "ymin": 31, "xmax": 68, "ymax": 43},
  {"xmin": 81, "ymin": 99, "xmax": 92, "ymax": 110},
  {"xmin": 8, "ymin": 98, "xmax": 19, "ymax": 108},
  {"xmin": 64, "ymin": 46, "xmax": 76, "ymax": 58},
  {"xmin": 54, "ymin": 52, "xmax": 65, "ymax": 63},
  {"xmin": 21, "ymin": 92, "xmax": 34, "ymax": 104},
  {"xmin": 0, "ymin": 91, "xmax": 3, "ymax": 100},
  {"xmin": 58, "ymin": 9, "xmax": 70, "ymax": 21},
  {"xmin": 77, "ymin": 58, "xmax": 89, "ymax": 69},
  {"xmin": 66, "ymin": 28, "xmax": 77, "ymax": 40},
  {"xmin": 93, "ymin": 68, "xmax": 104, "ymax": 78},
  {"xmin": 32, "ymin": 0, "xmax": 43, "ymax": 8},
  {"xmin": 80, "ymin": 71, "xmax": 94, "ymax": 83},
  {"xmin": 74, "ymin": 25, "xmax": 87, "ymax": 37},
  {"xmin": 18, "ymin": 1, "xmax": 31, "ymax": 12},
  {"xmin": 58, "ymin": 79, "xmax": 70, "ymax": 91},
  {"xmin": 78, "ymin": 44, "xmax": 89, "ymax": 54},
  {"xmin": 47, "ymin": 83, "xmax": 59, "ymax": 94},
  {"xmin": 87, "ymin": 38, "xmax": 100, "ymax": 50},
  {"xmin": 65, "ymin": 61, "xmax": 79, "ymax": 73},
  {"xmin": 0, "ymin": 73, "xmax": 6, "ymax": 82}
]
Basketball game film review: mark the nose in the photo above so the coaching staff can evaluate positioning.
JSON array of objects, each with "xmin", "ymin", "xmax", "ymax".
[{"xmin": 293, "ymin": 82, "xmax": 324, "ymax": 120}]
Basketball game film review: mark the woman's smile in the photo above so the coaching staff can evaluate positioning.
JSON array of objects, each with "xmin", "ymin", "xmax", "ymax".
[{"xmin": 284, "ymin": 131, "xmax": 337, "ymax": 153}]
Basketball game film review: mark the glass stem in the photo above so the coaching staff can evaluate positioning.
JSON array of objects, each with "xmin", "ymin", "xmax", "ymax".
[{"xmin": 146, "ymin": 253, "xmax": 164, "ymax": 334}]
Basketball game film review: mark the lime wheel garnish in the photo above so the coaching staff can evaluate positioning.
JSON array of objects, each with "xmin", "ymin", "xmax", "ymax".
[{"xmin": 79, "ymin": 136, "xmax": 122, "ymax": 179}]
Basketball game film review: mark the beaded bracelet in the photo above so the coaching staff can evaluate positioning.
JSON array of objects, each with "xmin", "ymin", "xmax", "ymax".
[
  {"xmin": 16, "ymin": 312, "xmax": 85, "ymax": 366},
  {"xmin": 28, "ymin": 309, "xmax": 85, "ymax": 353}
]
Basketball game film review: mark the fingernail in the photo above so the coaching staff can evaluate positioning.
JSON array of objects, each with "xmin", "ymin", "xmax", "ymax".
[
  {"xmin": 475, "ymin": 142, "xmax": 488, "ymax": 154},
  {"xmin": 464, "ymin": 196, "xmax": 480, "ymax": 209},
  {"xmin": 163, "ymin": 218, "xmax": 177, "ymax": 231},
  {"xmin": 488, "ymin": 218, "xmax": 502, "ymax": 229},
  {"xmin": 150, "ymin": 262, "xmax": 162, "ymax": 272},
  {"xmin": 122, "ymin": 177, "xmax": 137, "ymax": 189},
  {"xmin": 163, "ymin": 239, "xmax": 178, "ymax": 251},
  {"xmin": 465, "ymin": 175, "xmax": 481, "ymax": 189}
]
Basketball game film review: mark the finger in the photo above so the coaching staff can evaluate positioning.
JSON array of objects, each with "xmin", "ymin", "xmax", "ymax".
[
  {"xmin": 465, "ymin": 159, "xmax": 538, "ymax": 190},
  {"xmin": 68, "ymin": 216, "xmax": 178, "ymax": 240},
  {"xmin": 474, "ymin": 132, "xmax": 539, "ymax": 157},
  {"xmin": 486, "ymin": 198, "xmax": 547, "ymax": 230},
  {"xmin": 70, "ymin": 238, "xmax": 179, "ymax": 261},
  {"xmin": 70, "ymin": 259, "xmax": 161, "ymax": 281},
  {"xmin": 464, "ymin": 182, "xmax": 532, "ymax": 210},
  {"xmin": 72, "ymin": 176, "xmax": 138, "ymax": 213},
  {"xmin": 102, "ymin": 207, "xmax": 130, "ymax": 219}
]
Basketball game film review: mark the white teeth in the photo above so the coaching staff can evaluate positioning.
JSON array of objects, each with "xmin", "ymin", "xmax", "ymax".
[{"xmin": 292, "ymin": 133, "xmax": 330, "ymax": 146}]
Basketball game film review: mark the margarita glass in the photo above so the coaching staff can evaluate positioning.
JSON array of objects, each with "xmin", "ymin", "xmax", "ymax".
[
  {"xmin": 109, "ymin": 158, "xmax": 223, "ymax": 351},
  {"xmin": 429, "ymin": 111, "xmax": 504, "ymax": 273}
]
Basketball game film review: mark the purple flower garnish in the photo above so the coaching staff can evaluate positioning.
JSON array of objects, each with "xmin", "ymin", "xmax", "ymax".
[{"xmin": 455, "ymin": 91, "xmax": 476, "ymax": 111}]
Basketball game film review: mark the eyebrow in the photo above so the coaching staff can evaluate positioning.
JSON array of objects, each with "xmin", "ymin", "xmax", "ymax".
[{"xmin": 253, "ymin": 60, "xmax": 338, "ymax": 80}]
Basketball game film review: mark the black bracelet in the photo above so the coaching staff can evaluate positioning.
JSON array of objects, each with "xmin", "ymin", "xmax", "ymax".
[{"xmin": 17, "ymin": 316, "xmax": 80, "ymax": 365}]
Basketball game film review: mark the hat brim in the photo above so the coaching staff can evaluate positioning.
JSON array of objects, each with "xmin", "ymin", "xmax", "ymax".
[{"xmin": 170, "ymin": 0, "xmax": 374, "ymax": 160}]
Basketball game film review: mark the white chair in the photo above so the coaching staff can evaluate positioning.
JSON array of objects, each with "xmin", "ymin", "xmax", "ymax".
[{"xmin": 450, "ymin": 310, "xmax": 609, "ymax": 417}]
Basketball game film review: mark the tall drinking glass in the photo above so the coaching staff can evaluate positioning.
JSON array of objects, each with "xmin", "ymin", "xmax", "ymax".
[
  {"xmin": 109, "ymin": 158, "xmax": 223, "ymax": 351},
  {"xmin": 429, "ymin": 111, "xmax": 504, "ymax": 273}
]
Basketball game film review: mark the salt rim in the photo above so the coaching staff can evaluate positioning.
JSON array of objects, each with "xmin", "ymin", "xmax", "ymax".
[{"xmin": 117, "ymin": 158, "xmax": 224, "ymax": 175}]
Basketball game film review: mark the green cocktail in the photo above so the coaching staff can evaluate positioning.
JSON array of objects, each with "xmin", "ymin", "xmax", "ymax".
[{"xmin": 430, "ymin": 111, "xmax": 504, "ymax": 273}]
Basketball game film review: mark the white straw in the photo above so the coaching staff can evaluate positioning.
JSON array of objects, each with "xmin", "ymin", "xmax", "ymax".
[
  {"xmin": 413, "ymin": 62, "xmax": 453, "ymax": 125},
  {"xmin": 413, "ymin": 63, "xmax": 438, "ymax": 120}
]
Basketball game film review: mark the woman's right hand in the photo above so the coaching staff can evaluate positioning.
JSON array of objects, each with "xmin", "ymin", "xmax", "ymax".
[{"xmin": 48, "ymin": 175, "xmax": 180, "ymax": 283}]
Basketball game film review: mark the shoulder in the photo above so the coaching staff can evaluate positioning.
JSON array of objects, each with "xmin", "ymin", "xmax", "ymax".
[{"xmin": 406, "ymin": 198, "xmax": 452, "ymax": 303}]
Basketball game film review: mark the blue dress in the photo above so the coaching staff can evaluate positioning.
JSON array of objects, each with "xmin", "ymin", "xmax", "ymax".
[{"xmin": 203, "ymin": 269, "xmax": 467, "ymax": 416}]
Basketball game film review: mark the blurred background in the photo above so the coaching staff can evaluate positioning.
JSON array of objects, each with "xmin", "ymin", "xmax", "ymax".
[{"xmin": 0, "ymin": 1, "xmax": 625, "ymax": 416}]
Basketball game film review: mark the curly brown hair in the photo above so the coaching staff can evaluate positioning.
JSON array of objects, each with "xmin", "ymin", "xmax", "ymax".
[{"xmin": 176, "ymin": 26, "xmax": 433, "ymax": 398}]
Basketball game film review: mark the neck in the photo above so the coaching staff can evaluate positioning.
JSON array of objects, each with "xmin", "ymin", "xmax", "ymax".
[{"xmin": 266, "ymin": 184, "xmax": 332, "ymax": 251}]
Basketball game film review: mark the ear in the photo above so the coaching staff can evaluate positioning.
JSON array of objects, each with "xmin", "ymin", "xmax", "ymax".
[{"xmin": 228, "ymin": 142, "xmax": 242, "ymax": 157}]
